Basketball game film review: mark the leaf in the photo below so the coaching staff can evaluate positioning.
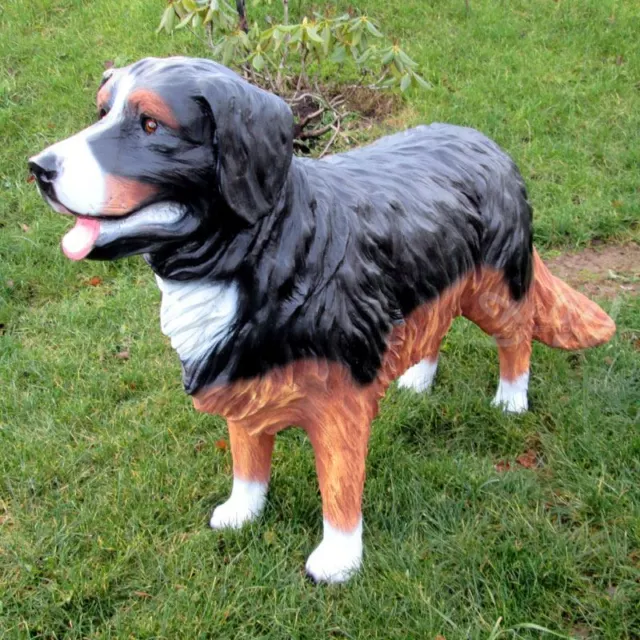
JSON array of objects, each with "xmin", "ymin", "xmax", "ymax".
[
  {"xmin": 238, "ymin": 30, "xmax": 251, "ymax": 48},
  {"xmin": 381, "ymin": 48, "xmax": 395, "ymax": 65},
  {"xmin": 322, "ymin": 24, "xmax": 331, "ymax": 55},
  {"xmin": 356, "ymin": 48, "xmax": 375, "ymax": 65},
  {"xmin": 330, "ymin": 45, "xmax": 347, "ymax": 63},
  {"xmin": 191, "ymin": 12, "xmax": 202, "ymax": 28},
  {"xmin": 157, "ymin": 5, "xmax": 176, "ymax": 33},
  {"xmin": 252, "ymin": 53, "xmax": 265, "ymax": 71},
  {"xmin": 494, "ymin": 460, "xmax": 511, "ymax": 473},
  {"xmin": 397, "ymin": 49, "xmax": 418, "ymax": 68},
  {"xmin": 511, "ymin": 623, "xmax": 572, "ymax": 639},
  {"xmin": 215, "ymin": 439, "xmax": 228, "ymax": 451},
  {"xmin": 133, "ymin": 591, "xmax": 152, "ymax": 599},
  {"xmin": 400, "ymin": 73, "xmax": 411, "ymax": 92},
  {"xmin": 88, "ymin": 276, "xmax": 102, "ymax": 287},
  {"xmin": 115, "ymin": 350, "xmax": 130, "ymax": 360},
  {"xmin": 516, "ymin": 449, "xmax": 539, "ymax": 469},
  {"xmin": 175, "ymin": 11, "xmax": 195, "ymax": 30},
  {"xmin": 412, "ymin": 71, "xmax": 431, "ymax": 90},
  {"xmin": 222, "ymin": 40, "xmax": 234, "ymax": 65},
  {"xmin": 365, "ymin": 20, "xmax": 383, "ymax": 37},
  {"xmin": 289, "ymin": 26, "xmax": 303, "ymax": 44},
  {"xmin": 305, "ymin": 25, "xmax": 324, "ymax": 44},
  {"xmin": 20, "ymin": 223, "xmax": 30, "ymax": 232},
  {"xmin": 377, "ymin": 77, "xmax": 397, "ymax": 89}
]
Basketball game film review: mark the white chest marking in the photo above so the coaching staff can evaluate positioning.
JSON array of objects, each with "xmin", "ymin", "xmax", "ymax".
[{"xmin": 155, "ymin": 276, "xmax": 239, "ymax": 364}]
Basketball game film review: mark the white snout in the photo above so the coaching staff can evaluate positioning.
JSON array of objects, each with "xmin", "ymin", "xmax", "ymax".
[{"xmin": 30, "ymin": 126, "xmax": 106, "ymax": 215}]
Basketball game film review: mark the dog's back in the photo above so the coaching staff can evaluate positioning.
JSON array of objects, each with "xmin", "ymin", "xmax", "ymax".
[{"xmin": 304, "ymin": 123, "xmax": 533, "ymax": 304}]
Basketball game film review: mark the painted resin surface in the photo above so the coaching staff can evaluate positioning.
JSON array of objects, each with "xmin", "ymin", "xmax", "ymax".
[{"xmin": 29, "ymin": 57, "xmax": 615, "ymax": 582}]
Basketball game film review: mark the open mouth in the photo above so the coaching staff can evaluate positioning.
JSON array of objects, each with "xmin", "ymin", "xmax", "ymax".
[
  {"xmin": 54, "ymin": 199, "xmax": 194, "ymax": 262},
  {"xmin": 62, "ymin": 216, "xmax": 102, "ymax": 261},
  {"xmin": 40, "ymin": 191, "xmax": 156, "ymax": 261},
  {"xmin": 43, "ymin": 193, "xmax": 132, "ymax": 261},
  {"xmin": 36, "ymin": 191, "xmax": 100, "ymax": 261}
]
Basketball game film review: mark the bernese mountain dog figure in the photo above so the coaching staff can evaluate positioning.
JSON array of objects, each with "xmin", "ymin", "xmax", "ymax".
[{"xmin": 29, "ymin": 57, "xmax": 615, "ymax": 583}]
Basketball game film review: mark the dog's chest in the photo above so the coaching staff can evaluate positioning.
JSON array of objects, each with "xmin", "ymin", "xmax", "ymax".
[{"xmin": 155, "ymin": 275, "xmax": 239, "ymax": 364}]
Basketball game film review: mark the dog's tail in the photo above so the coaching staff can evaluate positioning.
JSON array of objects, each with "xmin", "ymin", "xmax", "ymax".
[{"xmin": 531, "ymin": 250, "xmax": 615, "ymax": 349}]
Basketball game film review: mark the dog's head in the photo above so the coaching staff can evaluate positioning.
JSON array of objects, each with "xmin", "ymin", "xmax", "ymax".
[{"xmin": 29, "ymin": 57, "xmax": 294, "ymax": 262}]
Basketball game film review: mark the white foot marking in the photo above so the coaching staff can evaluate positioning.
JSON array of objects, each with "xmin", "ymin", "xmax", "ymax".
[
  {"xmin": 209, "ymin": 478, "xmax": 268, "ymax": 530},
  {"xmin": 492, "ymin": 372, "xmax": 529, "ymax": 413},
  {"xmin": 397, "ymin": 358, "xmax": 438, "ymax": 393},
  {"xmin": 306, "ymin": 519, "xmax": 363, "ymax": 584}
]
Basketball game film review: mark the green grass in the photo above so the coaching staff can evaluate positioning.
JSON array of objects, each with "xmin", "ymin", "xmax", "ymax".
[{"xmin": 1, "ymin": 0, "xmax": 639, "ymax": 637}]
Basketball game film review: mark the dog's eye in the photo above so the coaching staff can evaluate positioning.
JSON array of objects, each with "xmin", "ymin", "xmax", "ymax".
[
  {"xmin": 142, "ymin": 117, "xmax": 158, "ymax": 135},
  {"xmin": 98, "ymin": 108, "xmax": 108, "ymax": 120}
]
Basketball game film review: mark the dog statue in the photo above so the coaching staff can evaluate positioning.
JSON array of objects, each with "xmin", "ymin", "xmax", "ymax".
[{"xmin": 29, "ymin": 57, "xmax": 615, "ymax": 583}]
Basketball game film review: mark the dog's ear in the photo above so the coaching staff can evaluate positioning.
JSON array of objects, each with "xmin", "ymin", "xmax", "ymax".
[
  {"xmin": 198, "ymin": 70, "xmax": 294, "ymax": 225},
  {"xmin": 99, "ymin": 66, "xmax": 115, "ymax": 89}
]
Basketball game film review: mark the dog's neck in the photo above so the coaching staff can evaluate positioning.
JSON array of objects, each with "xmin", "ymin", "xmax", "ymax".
[
  {"xmin": 145, "ymin": 160, "xmax": 314, "ymax": 284},
  {"xmin": 154, "ymin": 275, "xmax": 239, "ymax": 366},
  {"xmin": 148, "ymin": 161, "xmax": 319, "ymax": 392}
]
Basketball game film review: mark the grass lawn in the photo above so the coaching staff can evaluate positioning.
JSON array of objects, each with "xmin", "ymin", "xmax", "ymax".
[{"xmin": 1, "ymin": 0, "xmax": 639, "ymax": 637}]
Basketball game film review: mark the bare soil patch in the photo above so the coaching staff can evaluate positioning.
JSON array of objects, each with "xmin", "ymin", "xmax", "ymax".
[{"xmin": 545, "ymin": 243, "xmax": 639, "ymax": 298}]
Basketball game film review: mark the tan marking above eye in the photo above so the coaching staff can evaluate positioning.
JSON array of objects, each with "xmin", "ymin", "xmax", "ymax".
[
  {"xmin": 96, "ymin": 84, "xmax": 112, "ymax": 113},
  {"xmin": 128, "ymin": 88, "xmax": 179, "ymax": 129}
]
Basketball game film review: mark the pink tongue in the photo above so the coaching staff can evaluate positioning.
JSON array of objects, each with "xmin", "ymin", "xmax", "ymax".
[{"xmin": 61, "ymin": 216, "xmax": 101, "ymax": 261}]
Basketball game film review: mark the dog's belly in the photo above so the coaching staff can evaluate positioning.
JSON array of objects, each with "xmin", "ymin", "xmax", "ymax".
[{"xmin": 191, "ymin": 270, "xmax": 515, "ymax": 432}]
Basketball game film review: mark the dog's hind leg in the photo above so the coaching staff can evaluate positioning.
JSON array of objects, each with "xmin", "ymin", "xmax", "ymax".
[
  {"xmin": 462, "ymin": 270, "xmax": 534, "ymax": 413},
  {"xmin": 210, "ymin": 420, "xmax": 275, "ymax": 529},
  {"xmin": 491, "ymin": 340, "xmax": 532, "ymax": 413},
  {"xmin": 396, "ymin": 299, "xmax": 456, "ymax": 393}
]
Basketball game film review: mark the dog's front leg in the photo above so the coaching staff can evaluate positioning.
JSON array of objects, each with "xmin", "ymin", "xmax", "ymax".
[
  {"xmin": 210, "ymin": 420, "xmax": 274, "ymax": 529},
  {"xmin": 305, "ymin": 410, "xmax": 371, "ymax": 584}
]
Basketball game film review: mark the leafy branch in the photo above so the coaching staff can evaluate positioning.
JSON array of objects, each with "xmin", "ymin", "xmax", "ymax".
[{"xmin": 158, "ymin": 0, "xmax": 429, "ymax": 153}]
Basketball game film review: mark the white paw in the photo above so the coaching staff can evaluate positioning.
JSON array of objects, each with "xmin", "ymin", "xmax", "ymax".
[
  {"xmin": 492, "ymin": 373, "xmax": 529, "ymax": 414},
  {"xmin": 397, "ymin": 358, "xmax": 438, "ymax": 393},
  {"xmin": 209, "ymin": 478, "xmax": 267, "ymax": 530},
  {"xmin": 305, "ymin": 520, "xmax": 363, "ymax": 584}
]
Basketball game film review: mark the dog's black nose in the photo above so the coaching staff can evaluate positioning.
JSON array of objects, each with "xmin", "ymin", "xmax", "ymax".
[{"xmin": 28, "ymin": 155, "xmax": 59, "ymax": 192}]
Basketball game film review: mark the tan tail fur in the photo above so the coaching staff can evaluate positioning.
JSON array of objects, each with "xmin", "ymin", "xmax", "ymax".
[{"xmin": 531, "ymin": 250, "xmax": 615, "ymax": 349}]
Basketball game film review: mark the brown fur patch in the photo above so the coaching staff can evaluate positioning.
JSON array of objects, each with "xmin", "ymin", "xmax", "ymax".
[
  {"xmin": 102, "ymin": 175, "xmax": 157, "ymax": 216},
  {"xmin": 194, "ymin": 260, "xmax": 614, "ymax": 530},
  {"xmin": 128, "ymin": 89, "xmax": 179, "ymax": 129},
  {"xmin": 531, "ymin": 250, "xmax": 616, "ymax": 349},
  {"xmin": 228, "ymin": 420, "xmax": 274, "ymax": 483},
  {"xmin": 96, "ymin": 85, "xmax": 111, "ymax": 112},
  {"xmin": 460, "ymin": 268, "xmax": 534, "ymax": 381}
]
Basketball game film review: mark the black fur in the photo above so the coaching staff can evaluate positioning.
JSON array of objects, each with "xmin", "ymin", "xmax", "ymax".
[{"xmin": 33, "ymin": 57, "xmax": 534, "ymax": 394}]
